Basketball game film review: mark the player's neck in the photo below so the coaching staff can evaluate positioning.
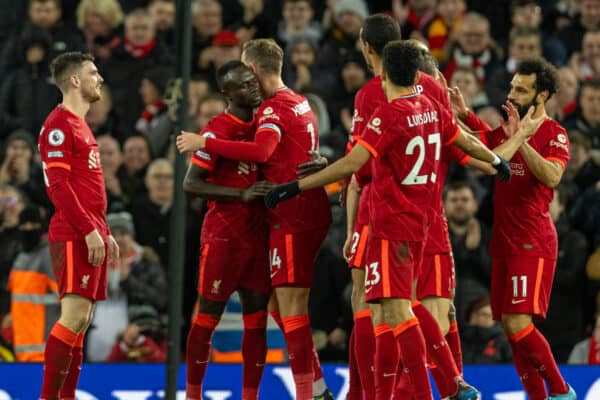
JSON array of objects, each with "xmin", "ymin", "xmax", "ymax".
[
  {"xmin": 371, "ymin": 56, "xmax": 383, "ymax": 77},
  {"xmin": 228, "ymin": 105, "xmax": 253, "ymax": 122},
  {"xmin": 385, "ymin": 84, "xmax": 415, "ymax": 101},
  {"xmin": 61, "ymin": 92, "xmax": 90, "ymax": 119},
  {"xmin": 259, "ymin": 74, "xmax": 286, "ymax": 98},
  {"xmin": 532, "ymin": 104, "xmax": 547, "ymax": 120}
]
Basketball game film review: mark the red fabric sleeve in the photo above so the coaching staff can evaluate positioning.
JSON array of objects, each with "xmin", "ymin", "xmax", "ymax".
[
  {"xmin": 204, "ymin": 130, "xmax": 279, "ymax": 163},
  {"xmin": 45, "ymin": 166, "xmax": 96, "ymax": 236},
  {"xmin": 464, "ymin": 111, "xmax": 492, "ymax": 131}
]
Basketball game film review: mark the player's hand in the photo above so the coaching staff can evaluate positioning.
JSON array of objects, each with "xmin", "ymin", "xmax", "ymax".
[
  {"xmin": 241, "ymin": 180, "xmax": 276, "ymax": 202},
  {"xmin": 296, "ymin": 150, "xmax": 328, "ymax": 179},
  {"xmin": 85, "ymin": 229, "xmax": 105, "ymax": 266},
  {"xmin": 237, "ymin": 162, "xmax": 250, "ymax": 175},
  {"xmin": 517, "ymin": 106, "xmax": 545, "ymax": 140},
  {"xmin": 264, "ymin": 181, "xmax": 300, "ymax": 209},
  {"xmin": 176, "ymin": 131, "xmax": 205, "ymax": 153},
  {"xmin": 447, "ymin": 86, "xmax": 469, "ymax": 121},
  {"xmin": 492, "ymin": 155, "xmax": 511, "ymax": 182},
  {"xmin": 500, "ymin": 101, "xmax": 520, "ymax": 138},
  {"xmin": 342, "ymin": 234, "xmax": 353, "ymax": 262},
  {"xmin": 107, "ymin": 234, "xmax": 120, "ymax": 268}
]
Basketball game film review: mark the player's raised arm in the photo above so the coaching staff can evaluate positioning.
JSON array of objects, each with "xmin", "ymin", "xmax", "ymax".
[{"xmin": 178, "ymin": 128, "xmax": 279, "ymax": 163}]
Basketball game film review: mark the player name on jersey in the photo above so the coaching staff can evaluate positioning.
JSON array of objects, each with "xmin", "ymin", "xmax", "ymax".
[{"xmin": 406, "ymin": 110, "xmax": 439, "ymax": 127}]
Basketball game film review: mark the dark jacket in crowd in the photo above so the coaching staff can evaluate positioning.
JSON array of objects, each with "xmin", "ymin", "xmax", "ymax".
[
  {"xmin": 100, "ymin": 40, "xmax": 173, "ymax": 142},
  {"xmin": 0, "ymin": 227, "xmax": 21, "ymax": 315},
  {"xmin": 538, "ymin": 216, "xmax": 588, "ymax": 363},
  {"xmin": 461, "ymin": 323, "xmax": 513, "ymax": 364},
  {"xmin": 120, "ymin": 246, "xmax": 168, "ymax": 313},
  {"xmin": 130, "ymin": 194, "xmax": 171, "ymax": 268},
  {"xmin": 0, "ymin": 25, "xmax": 61, "ymax": 138}
]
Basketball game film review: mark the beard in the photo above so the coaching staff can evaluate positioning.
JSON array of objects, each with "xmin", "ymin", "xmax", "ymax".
[
  {"xmin": 82, "ymin": 85, "xmax": 101, "ymax": 103},
  {"xmin": 448, "ymin": 214, "xmax": 471, "ymax": 226},
  {"xmin": 510, "ymin": 98, "xmax": 537, "ymax": 119}
]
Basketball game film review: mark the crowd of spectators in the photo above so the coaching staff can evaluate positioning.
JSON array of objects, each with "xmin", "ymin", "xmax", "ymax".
[{"xmin": 1, "ymin": 0, "xmax": 600, "ymax": 364}]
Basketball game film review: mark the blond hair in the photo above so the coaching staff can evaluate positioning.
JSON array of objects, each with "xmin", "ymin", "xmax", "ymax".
[
  {"xmin": 76, "ymin": 0, "xmax": 124, "ymax": 30},
  {"xmin": 242, "ymin": 39, "xmax": 284, "ymax": 76}
]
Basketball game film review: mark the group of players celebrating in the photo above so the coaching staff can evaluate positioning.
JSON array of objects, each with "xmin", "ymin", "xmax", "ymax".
[{"xmin": 37, "ymin": 11, "xmax": 575, "ymax": 400}]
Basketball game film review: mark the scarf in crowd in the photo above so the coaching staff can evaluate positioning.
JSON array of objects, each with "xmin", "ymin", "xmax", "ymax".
[
  {"xmin": 444, "ymin": 47, "xmax": 491, "ymax": 82},
  {"xmin": 136, "ymin": 100, "xmax": 166, "ymax": 134},
  {"xmin": 588, "ymin": 336, "xmax": 600, "ymax": 365},
  {"xmin": 124, "ymin": 37, "xmax": 156, "ymax": 59}
]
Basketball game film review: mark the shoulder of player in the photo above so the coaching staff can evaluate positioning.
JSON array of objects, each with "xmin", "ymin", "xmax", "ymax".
[
  {"xmin": 41, "ymin": 111, "xmax": 75, "ymax": 140},
  {"xmin": 539, "ymin": 118, "xmax": 569, "ymax": 144}
]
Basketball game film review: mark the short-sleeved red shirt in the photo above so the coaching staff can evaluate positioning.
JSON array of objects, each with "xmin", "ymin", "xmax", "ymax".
[
  {"xmin": 39, "ymin": 105, "xmax": 108, "ymax": 241},
  {"xmin": 481, "ymin": 118, "xmax": 570, "ymax": 257},
  {"xmin": 191, "ymin": 112, "xmax": 267, "ymax": 242},
  {"xmin": 357, "ymin": 93, "xmax": 459, "ymax": 241},
  {"xmin": 255, "ymin": 88, "xmax": 331, "ymax": 232}
]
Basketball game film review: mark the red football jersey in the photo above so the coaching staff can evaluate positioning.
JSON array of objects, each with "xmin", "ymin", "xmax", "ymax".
[
  {"xmin": 415, "ymin": 71, "xmax": 452, "ymax": 113},
  {"xmin": 357, "ymin": 93, "xmax": 459, "ymax": 241},
  {"xmin": 481, "ymin": 118, "xmax": 570, "ymax": 257},
  {"xmin": 349, "ymin": 76, "xmax": 387, "ymax": 226},
  {"xmin": 191, "ymin": 112, "xmax": 267, "ymax": 242},
  {"xmin": 424, "ymin": 144, "xmax": 471, "ymax": 254},
  {"xmin": 256, "ymin": 87, "xmax": 331, "ymax": 232},
  {"xmin": 39, "ymin": 105, "xmax": 108, "ymax": 241}
]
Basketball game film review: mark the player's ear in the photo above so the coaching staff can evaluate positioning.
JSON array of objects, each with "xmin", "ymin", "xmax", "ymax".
[
  {"xmin": 537, "ymin": 90, "xmax": 549, "ymax": 104},
  {"xmin": 70, "ymin": 73, "xmax": 80, "ymax": 88}
]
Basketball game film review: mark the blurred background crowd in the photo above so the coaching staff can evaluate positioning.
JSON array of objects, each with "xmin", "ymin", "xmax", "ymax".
[{"xmin": 0, "ymin": 0, "xmax": 600, "ymax": 366}]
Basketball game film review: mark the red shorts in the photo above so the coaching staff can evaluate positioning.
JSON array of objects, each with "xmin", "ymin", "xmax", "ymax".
[
  {"xmin": 490, "ymin": 255, "xmax": 556, "ymax": 321},
  {"xmin": 269, "ymin": 226, "xmax": 329, "ymax": 288},
  {"xmin": 348, "ymin": 224, "xmax": 369, "ymax": 269},
  {"xmin": 416, "ymin": 253, "xmax": 455, "ymax": 300},
  {"xmin": 364, "ymin": 237, "xmax": 424, "ymax": 302},
  {"xmin": 49, "ymin": 240, "xmax": 108, "ymax": 301},
  {"xmin": 198, "ymin": 239, "xmax": 270, "ymax": 302}
]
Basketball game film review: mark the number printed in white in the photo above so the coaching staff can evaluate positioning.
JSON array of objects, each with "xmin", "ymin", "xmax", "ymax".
[
  {"xmin": 307, "ymin": 122, "xmax": 317, "ymax": 151},
  {"xmin": 511, "ymin": 275, "xmax": 527, "ymax": 297},
  {"xmin": 402, "ymin": 133, "xmax": 441, "ymax": 185},
  {"xmin": 350, "ymin": 232, "xmax": 360, "ymax": 255},
  {"xmin": 270, "ymin": 248, "xmax": 282, "ymax": 270},
  {"xmin": 365, "ymin": 262, "xmax": 381, "ymax": 287}
]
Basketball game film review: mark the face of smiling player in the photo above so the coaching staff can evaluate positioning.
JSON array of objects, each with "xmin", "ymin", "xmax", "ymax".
[{"xmin": 79, "ymin": 60, "xmax": 103, "ymax": 103}]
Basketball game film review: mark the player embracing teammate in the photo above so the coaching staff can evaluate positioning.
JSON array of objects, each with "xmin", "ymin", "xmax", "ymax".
[{"xmin": 265, "ymin": 38, "xmax": 521, "ymax": 400}]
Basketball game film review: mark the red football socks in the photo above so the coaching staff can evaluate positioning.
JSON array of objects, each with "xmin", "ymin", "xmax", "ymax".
[
  {"xmin": 347, "ymin": 330, "xmax": 363, "ymax": 400},
  {"xmin": 374, "ymin": 323, "xmax": 398, "ymax": 400},
  {"xmin": 272, "ymin": 310, "xmax": 326, "ymax": 394},
  {"xmin": 282, "ymin": 314, "xmax": 314, "ymax": 400},
  {"xmin": 40, "ymin": 323, "xmax": 78, "ymax": 400},
  {"xmin": 242, "ymin": 311, "xmax": 267, "ymax": 400},
  {"xmin": 510, "ymin": 323, "xmax": 568, "ymax": 395},
  {"xmin": 412, "ymin": 301, "xmax": 460, "ymax": 395},
  {"xmin": 353, "ymin": 309, "xmax": 375, "ymax": 398},
  {"xmin": 394, "ymin": 318, "xmax": 432, "ymax": 400},
  {"xmin": 509, "ymin": 336, "xmax": 547, "ymax": 400},
  {"xmin": 446, "ymin": 321, "xmax": 463, "ymax": 375},
  {"xmin": 59, "ymin": 332, "xmax": 85, "ymax": 399},
  {"xmin": 186, "ymin": 313, "xmax": 220, "ymax": 400}
]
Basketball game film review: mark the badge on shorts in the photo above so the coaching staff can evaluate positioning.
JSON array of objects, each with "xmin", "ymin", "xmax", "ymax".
[{"xmin": 49, "ymin": 129, "xmax": 65, "ymax": 146}]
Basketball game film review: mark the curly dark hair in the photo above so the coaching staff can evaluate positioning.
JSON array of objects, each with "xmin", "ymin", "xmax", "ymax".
[{"xmin": 516, "ymin": 58, "xmax": 559, "ymax": 99}]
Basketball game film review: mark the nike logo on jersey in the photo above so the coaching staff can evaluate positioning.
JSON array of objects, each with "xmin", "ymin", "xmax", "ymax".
[
  {"xmin": 383, "ymin": 373, "xmax": 397, "ymax": 378},
  {"xmin": 364, "ymin": 287, "xmax": 373, "ymax": 294},
  {"xmin": 511, "ymin": 299, "xmax": 526, "ymax": 304}
]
